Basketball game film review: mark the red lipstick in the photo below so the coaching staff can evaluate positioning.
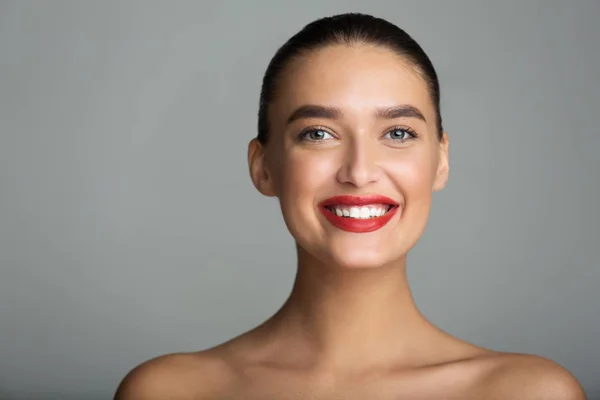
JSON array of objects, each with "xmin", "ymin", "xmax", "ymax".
[{"xmin": 318, "ymin": 195, "xmax": 400, "ymax": 233}]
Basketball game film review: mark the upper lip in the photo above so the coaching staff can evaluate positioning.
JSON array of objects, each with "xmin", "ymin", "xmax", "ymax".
[{"xmin": 319, "ymin": 194, "xmax": 399, "ymax": 207}]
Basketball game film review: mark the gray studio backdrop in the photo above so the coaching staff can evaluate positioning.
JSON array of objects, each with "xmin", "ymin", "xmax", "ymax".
[{"xmin": 0, "ymin": 1, "xmax": 598, "ymax": 399}]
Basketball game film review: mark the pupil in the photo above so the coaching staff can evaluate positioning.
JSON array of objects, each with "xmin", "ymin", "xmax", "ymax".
[
  {"xmin": 312, "ymin": 130, "xmax": 324, "ymax": 139},
  {"xmin": 393, "ymin": 130, "xmax": 405, "ymax": 139}
]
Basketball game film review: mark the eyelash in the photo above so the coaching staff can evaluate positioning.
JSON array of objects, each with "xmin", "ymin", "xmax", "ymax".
[{"xmin": 297, "ymin": 125, "xmax": 419, "ymax": 143}]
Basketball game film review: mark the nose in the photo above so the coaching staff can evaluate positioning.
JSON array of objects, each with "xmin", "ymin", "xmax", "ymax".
[{"xmin": 335, "ymin": 138, "xmax": 383, "ymax": 188}]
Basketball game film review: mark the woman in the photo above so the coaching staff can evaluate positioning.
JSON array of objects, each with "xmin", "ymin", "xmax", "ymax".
[{"xmin": 115, "ymin": 13, "xmax": 586, "ymax": 399}]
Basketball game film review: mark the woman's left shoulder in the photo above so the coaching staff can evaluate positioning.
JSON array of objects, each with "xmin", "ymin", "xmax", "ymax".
[{"xmin": 475, "ymin": 351, "xmax": 586, "ymax": 400}]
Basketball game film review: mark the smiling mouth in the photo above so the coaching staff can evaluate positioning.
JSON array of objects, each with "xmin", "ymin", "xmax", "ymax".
[
  {"xmin": 318, "ymin": 194, "xmax": 400, "ymax": 233},
  {"xmin": 323, "ymin": 204, "xmax": 397, "ymax": 219}
]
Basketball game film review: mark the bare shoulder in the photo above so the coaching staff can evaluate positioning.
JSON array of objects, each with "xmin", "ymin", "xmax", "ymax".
[
  {"xmin": 476, "ymin": 352, "xmax": 586, "ymax": 399},
  {"xmin": 113, "ymin": 351, "xmax": 235, "ymax": 400}
]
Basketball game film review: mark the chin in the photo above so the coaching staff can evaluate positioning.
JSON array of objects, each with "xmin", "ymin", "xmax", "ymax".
[{"xmin": 320, "ymin": 242, "xmax": 405, "ymax": 270}]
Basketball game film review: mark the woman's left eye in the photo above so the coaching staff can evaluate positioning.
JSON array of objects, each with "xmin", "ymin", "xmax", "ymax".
[{"xmin": 384, "ymin": 128, "xmax": 415, "ymax": 141}]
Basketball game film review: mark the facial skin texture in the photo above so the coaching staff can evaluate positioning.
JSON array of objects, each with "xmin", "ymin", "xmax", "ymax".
[{"xmin": 249, "ymin": 44, "xmax": 449, "ymax": 270}]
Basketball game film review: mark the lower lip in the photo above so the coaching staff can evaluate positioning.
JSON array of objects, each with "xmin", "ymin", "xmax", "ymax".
[{"xmin": 319, "ymin": 206, "xmax": 399, "ymax": 233}]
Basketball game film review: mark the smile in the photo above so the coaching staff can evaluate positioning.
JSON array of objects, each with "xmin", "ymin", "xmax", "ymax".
[
  {"xmin": 324, "ymin": 204, "xmax": 393, "ymax": 219},
  {"xmin": 318, "ymin": 195, "xmax": 400, "ymax": 233}
]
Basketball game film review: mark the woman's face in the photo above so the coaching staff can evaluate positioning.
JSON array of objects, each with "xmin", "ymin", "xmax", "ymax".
[{"xmin": 249, "ymin": 44, "xmax": 449, "ymax": 269}]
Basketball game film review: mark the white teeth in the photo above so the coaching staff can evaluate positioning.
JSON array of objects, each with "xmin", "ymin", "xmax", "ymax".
[
  {"xmin": 328, "ymin": 204, "xmax": 391, "ymax": 219},
  {"xmin": 359, "ymin": 207, "xmax": 370, "ymax": 218}
]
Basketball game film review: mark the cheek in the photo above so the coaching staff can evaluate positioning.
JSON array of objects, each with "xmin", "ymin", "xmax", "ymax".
[
  {"xmin": 385, "ymin": 149, "xmax": 437, "ymax": 202},
  {"xmin": 272, "ymin": 150, "xmax": 336, "ymax": 245},
  {"xmin": 383, "ymin": 149, "xmax": 438, "ymax": 253},
  {"xmin": 388, "ymin": 152, "xmax": 434, "ymax": 189},
  {"xmin": 277, "ymin": 150, "xmax": 336, "ymax": 203}
]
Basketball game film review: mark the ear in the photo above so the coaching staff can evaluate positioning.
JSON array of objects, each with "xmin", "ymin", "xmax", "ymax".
[
  {"xmin": 248, "ymin": 138, "xmax": 277, "ymax": 197},
  {"xmin": 433, "ymin": 132, "xmax": 449, "ymax": 192}
]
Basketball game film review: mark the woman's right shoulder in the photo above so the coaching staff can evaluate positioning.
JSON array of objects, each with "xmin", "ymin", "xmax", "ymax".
[{"xmin": 113, "ymin": 350, "xmax": 235, "ymax": 400}]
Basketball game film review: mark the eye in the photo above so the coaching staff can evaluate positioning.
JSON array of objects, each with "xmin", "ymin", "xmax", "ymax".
[
  {"xmin": 299, "ymin": 128, "xmax": 334, "ymax": 142},
  {"xmin": 383, "ymin": 127, "xmax": 417, "ymax": 142}
]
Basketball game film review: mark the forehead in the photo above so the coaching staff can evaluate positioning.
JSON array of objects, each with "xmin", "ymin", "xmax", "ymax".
[{"xmin": 271, "ymin": 44, "xmax": 435, "ymax": 124}]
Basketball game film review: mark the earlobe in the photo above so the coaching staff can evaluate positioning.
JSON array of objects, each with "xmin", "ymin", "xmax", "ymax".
[
  {"xmin": 433, "ymin": 132, "xmax": 449, "ymax": 192},
  {"xmin": 248, "ymin": 138, "xmax": 277, "ymax": 197}
]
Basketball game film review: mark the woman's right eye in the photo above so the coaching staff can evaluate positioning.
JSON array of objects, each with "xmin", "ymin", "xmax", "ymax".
[{"xmin": 300, "ymin": 129, "xmax": 334, "ymax": 142}]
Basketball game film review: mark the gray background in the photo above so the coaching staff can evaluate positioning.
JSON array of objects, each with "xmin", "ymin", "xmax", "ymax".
[{"xmin": 0, "ymin": 1, "xmax": 598, "ymax": 399}]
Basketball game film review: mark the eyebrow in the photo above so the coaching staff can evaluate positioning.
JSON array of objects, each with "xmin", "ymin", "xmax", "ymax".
[
  {"xmin": 375, "ymin": 105, "xmax": 426, "ymax": 122},
  {"xmin": 285, "ymin": 104, "xmax": 427, "ymax": 125},
  {"xmin": 286, "ymin": 105, "xmax": 342, "ymax": 124}
]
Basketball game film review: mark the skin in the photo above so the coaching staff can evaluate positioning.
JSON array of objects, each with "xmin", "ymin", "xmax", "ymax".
[{"xmin": 114, "ymin": 44, "xmax": 586, "ymax": 399}]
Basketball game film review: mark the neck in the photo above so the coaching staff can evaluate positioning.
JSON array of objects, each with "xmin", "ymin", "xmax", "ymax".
[{"xmin": 263, "ymin": 246, "xmax": 443, "ymax": 371}]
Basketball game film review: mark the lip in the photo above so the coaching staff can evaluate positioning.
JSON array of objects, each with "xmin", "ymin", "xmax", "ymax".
[{"xmin": 318, "ymin": 194, "xmax": 400, "ymax": 233}]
